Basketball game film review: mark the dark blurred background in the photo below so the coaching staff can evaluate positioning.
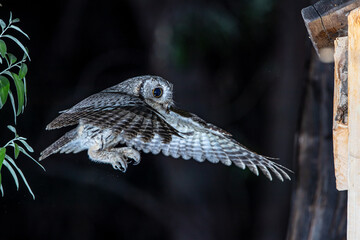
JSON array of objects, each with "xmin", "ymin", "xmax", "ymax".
[{"xmin": 0, "ymin": 0, "xmax": 311, "ymax": 239}]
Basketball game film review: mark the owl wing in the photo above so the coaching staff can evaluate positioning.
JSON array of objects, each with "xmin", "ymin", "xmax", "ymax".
[
  {"xmin": 46, "ymin": 92, "xmax": 147, "ymax": 130},
  {"xmin": 46, "ymin": 92, "xmax": 181, "ymax": 144},
  {"xmin": 40, "ymin": 92, "xmax": 179, "ymax": 160},
  {"xmin": 124, "ymin": 107, "xmax": 291, "ymax": 181}
]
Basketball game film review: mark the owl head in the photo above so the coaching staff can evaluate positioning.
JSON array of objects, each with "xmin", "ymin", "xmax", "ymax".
[
  {"xmin": 140, "ymin": 76, "xmax": 173, "ymax": 109},
  {"xmin": 104, "ymin": 75, "xmax": 174, "ymax": 110}
]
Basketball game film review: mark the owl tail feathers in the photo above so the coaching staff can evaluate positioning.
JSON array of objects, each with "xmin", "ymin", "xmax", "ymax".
[
  {"xmin": 39, "ymin": 129, "xmax": 77, "ymax": 161},
  {"xmin": 240, "ymin": 157, "xmax": 292, "ymax": 182}
]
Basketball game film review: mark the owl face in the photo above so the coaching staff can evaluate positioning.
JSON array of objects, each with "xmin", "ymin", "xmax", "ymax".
[
  {"xmin": 102, "ymin": 75, "xmax": 174, "ymax": 111},
  {"xmin": 140, "ymin": 76, "xmax": 174, "ymax": 110}
]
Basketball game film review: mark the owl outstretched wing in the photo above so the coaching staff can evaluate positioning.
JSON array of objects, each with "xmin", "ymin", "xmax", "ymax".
[
  {"xmin": 124, "ymin": 107, "xmax": 291, "ymax": 181},
  {"xmin": 44, "ymin": 92, "xmax": 290, "ymax": 181}
]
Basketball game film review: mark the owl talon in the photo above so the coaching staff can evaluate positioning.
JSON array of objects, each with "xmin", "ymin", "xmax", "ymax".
[
  {"xmin": 88, "ymin": 146, "xmax": 131, "ymax": 172},
  {"xmin": 99, "ymin": 147, "xmax": 140, "ymax": 172},
  {"xmin": 112, "ymin": 159, "xmax": 127, "ymax": 172},
  {"xmin": 117, "ymin": 147, "xmax": 141, "ymax": 166}
]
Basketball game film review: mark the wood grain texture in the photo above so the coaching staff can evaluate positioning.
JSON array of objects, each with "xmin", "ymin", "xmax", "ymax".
[
  {"xmin": 347, "ymin": 7, "xmax": 360, "ymax": 239},
  {"xmin": 302, "ymin": 0, "xmax": 360, "ymax": 61},
  {"xmin": 333, "ymin": 36, "xmax": 348, "ymax": 191}
]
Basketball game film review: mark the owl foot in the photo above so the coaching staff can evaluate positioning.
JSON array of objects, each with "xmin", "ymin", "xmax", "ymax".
[
  {"xmin": 88, "ymin": 146, "xmax": 140, "ymax": 172},
  {"xmin": 115, "ymin": 147, "xmax": 141, "ymax": 166},
  {"xmin": 112, "ymin": 147, "xmax": 141, "ymax": 171}
]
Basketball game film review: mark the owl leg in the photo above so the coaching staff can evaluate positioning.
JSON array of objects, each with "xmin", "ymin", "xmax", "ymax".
[
  {"xmin": 87, "ymin": 146, "xmax": 140, "ymax": 172},
  {"xmin": 114, "ymin": 147, "xmax": 141, "ymax": 166}
]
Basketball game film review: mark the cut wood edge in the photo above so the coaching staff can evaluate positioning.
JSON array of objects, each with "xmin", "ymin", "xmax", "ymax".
[
  {"xmin": 347, "ymin": 7, "xmax": 360, "ymax": 239},
  {"xmin": 333, "ymin": 36, "xmax": 348, "ymax": 191}
]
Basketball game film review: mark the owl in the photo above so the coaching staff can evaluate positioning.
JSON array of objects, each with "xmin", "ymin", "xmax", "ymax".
[{"xmin": 40, "ymin": 75, "xmax": 291, "ymax": 181}]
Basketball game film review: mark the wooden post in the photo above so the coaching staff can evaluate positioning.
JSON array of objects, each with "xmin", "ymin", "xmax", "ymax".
[
  {"xmin": 333, "ymin": 36, "xmax": 349, "ymax": 191},
  {"xmin": 347, "ymin": 8, "xmax": 360, "ymax": 239}
]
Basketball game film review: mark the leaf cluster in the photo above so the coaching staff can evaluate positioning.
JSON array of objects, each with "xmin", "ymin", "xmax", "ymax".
[
  {"xmin": 0, "ymin": 12, "xmax": 29, "ymax": 121},
  {"xmin": 0, "ymin": 12, "xmax": 44, "ymax": 199},
  {"xmin": 0, "ymin": 126, "xmax": 45, "ymax": 199}
]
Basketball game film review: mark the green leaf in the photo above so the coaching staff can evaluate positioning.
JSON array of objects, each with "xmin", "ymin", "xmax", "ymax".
[
  {"xmin": 3, "ymin": 34, "xmax": 30, "ymax": 60},
  {"xmin": 18, "ymin": 145, "xmax": 45, "ymax": 171},
  {"xmin": 0, "ymin": 19, "xmax": 6, "ymax": 31},
  {"xmin": 14, "ymin": 143, "xmax": 19, "ymax": 159},
  {"xmin": 0, "ymin": 148, "xmax": 5, "ymax": 171},
  {"xmin": 19, "ymin": 63, "xmax": 28, "ymax": 79},
  {"xmin": 0, "ymin": 148, "xmax": 5, "ymax": 188},
  {"xmin": 3, "ymin": 70, "xmax": 12, "ymax": 79},
  {"xmin": 0, "ymin": 39, "xmax": 7, "ymax": 58},
  {"xmin": 22, "ymin": 47, "xmax": 29, "ymax": 61},
  {"xmin": 9, "ymin": 12, "xmax": 12, "ymax": 23},
  {"xmin": 19, "ymin": 139, "xmax": 33, "ymax": 152},
  {"xmin": 0, "ymin": 183, "xmax": 3, "ymax": 197},
  {"xmin": 11, "ymin": 73, "xmax": 24, "ymax": 116},
  {"xmin": 23, "ymin": 77, "xmax": 27, "ymax": 106},
  {"xmin": 7, "ymin": 125, "xmax": 17, "ymax": 134},
  {"xmin": 9, "ymin": 25, "xmax": 28, "ymax": 39},
  {"xmin": 12, "ymin": 18, "xmax": 20, "ymax": 23},
  {"xmin": 7, "ymin": 53, "xmax": 17, "ymax": 65},
  {"xmin": 8, "ymin": 91, "xmax": 17, "ymax": 124},
  {"xmin": 3, "ymin": 159, "xmax": 19, "ymax": 190},
  {"xmin": 5, "ymin": 155, "xmax": 35, "ymax": 199},
  {"xmin": 0, "ymin": 76, "xmax": 10, "ymax": 108}
]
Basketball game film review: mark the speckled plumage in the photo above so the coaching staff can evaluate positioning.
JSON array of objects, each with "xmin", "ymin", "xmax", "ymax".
[{"xmin": 40, "ymin": 75, "xmax": 291, "ymax": 181}]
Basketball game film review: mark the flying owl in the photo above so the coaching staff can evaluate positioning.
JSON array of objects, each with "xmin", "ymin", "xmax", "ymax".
[{"xmin": 40, "ymin": 75, "xmax": 291, "ymax": 181}]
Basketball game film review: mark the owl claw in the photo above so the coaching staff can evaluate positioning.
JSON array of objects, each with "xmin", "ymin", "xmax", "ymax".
[
  {"xmin": 112, "ymin": 160, "xmax": 127, "ymax": 172},
  {"xmin": 88, "ymin": 145, "xmax": 140, "ymax": 171},
  {"xmin": 132, "ymin": 160, "xmax": 140, "ymax": 166},
  {"xmin": 110, "ymin": 147, "xmax": 140, "ymax": 171},
  {"xmin": 117, "ymin": 147, "xmax": 141, "ymax": 166}
]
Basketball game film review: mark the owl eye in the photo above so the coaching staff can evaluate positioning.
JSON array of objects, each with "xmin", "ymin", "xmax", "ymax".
[{"xmin": 152, "ymin": 87, "xmax": 163, "ymax": 98}]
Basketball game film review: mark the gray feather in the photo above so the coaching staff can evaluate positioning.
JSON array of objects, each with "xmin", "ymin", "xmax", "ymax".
[{"xmin": 39, "ymin": 128, "xmax": 77, "ymax": 160}]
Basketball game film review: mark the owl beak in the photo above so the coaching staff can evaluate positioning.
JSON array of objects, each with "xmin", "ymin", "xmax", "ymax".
[{"xmin": 166, "ymin": 102, "xmax": 174, "ymax": 113}]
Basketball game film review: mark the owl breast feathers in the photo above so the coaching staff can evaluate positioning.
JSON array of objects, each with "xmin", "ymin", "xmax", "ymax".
[{"xmin": 40, "ymin": 75, "xmax": 291, "ymax": 181}]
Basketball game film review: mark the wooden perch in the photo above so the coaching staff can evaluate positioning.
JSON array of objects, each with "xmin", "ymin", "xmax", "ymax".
[
  {"xmin": 302, "ymin": 0, "xmax": 360, "ymax": 62},
  {"xmin": 333, "ymin": 36, "xmax": 348, "ymax": 191},
  {"xmin": 347, "ymin": 7, "xmax": 360, "ymax": 239}
]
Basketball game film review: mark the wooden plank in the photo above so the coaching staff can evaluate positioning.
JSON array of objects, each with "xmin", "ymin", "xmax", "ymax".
[
  {"xmin": 301, "ymin": 0, "xmax": 360, "ymax": 62},
  {"xmin": 347, "ymin": 7, "xmax": 360, "ymax": 239},
  {"xmin": 333, "ymin": 36, "xmax": 348, "ymax": 191}
]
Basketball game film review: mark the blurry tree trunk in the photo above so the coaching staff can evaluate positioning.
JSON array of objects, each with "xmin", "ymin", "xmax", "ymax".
[{"xmin": 286, "ymin": 55, "xmax": 347, "ymax": 239}]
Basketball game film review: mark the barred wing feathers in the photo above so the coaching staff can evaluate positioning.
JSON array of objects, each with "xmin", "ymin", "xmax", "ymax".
[
  {"xmin": 126, "ymin": 114, "xmax": 291, "ymax": 181},
  {"xmin": 46, "ymin": 93, "xmax": 145, "ymax": 130},
  {"xmin": 45, "ymin": 92, "xmax": 180, "ymax": 145},
  {"xmin": 79, "ymin": 105, "xmax": 180, "ymax": 143}
]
